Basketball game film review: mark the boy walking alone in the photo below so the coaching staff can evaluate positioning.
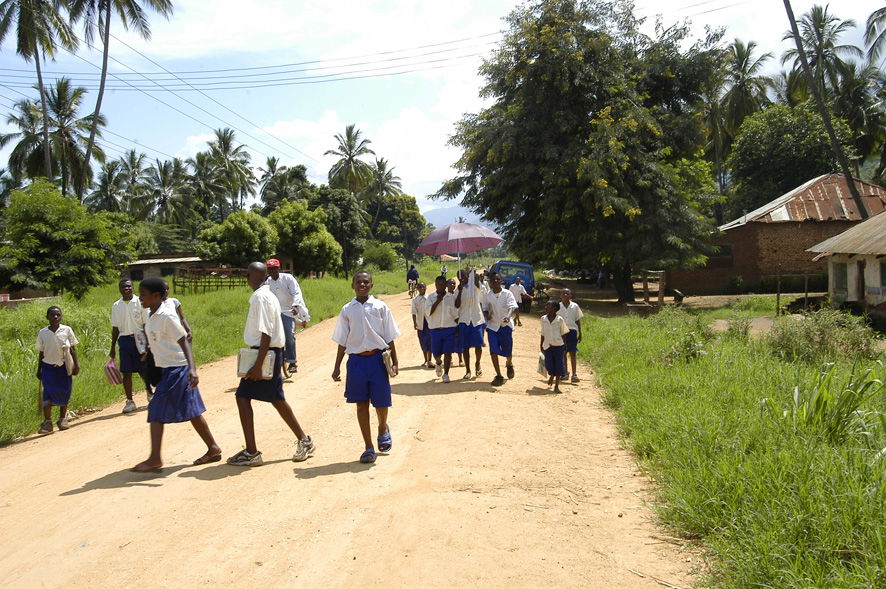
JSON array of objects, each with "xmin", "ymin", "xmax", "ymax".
[
  {"xmin": 110, "ymin": 278, "xmax": 152, "ymax": 413},
  {"xmin": 332, "ymin": 271, "xmax": 400, "ymax": 464}
]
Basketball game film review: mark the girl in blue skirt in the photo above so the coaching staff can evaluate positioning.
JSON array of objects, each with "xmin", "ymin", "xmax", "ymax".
[
  {"xmin": 131, "ymin": 278, "xmax": 221, "ymax": 473},
  {"xmin": 35, "ymin": 306, "xmax": 80, "ymax": 433},
  {"xmin": 540, "ymin": 300, "xmax": 569, "ymax": 394}
]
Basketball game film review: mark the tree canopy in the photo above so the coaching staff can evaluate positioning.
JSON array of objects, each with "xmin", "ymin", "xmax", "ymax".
[
  {"xmin": 196, "ymin": 210, "xmax": 278, "ymax": 268},
  {"xmin": 268, "ymin": 199, "xmax": 342, "ymax": 275}
]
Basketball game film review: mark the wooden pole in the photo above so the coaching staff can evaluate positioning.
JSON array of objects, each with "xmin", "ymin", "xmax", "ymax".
[
  {"xmin": 804, "ymin": 273, "xmax": 809, "ymax": 311},
  {"xmin": 657, "ymin": 272, "xmax": 665, "ymax": 307},
  {"xmin": 642, "ymin": 273, "xmax": 650, "ymax": 303},
  {"xmin": 776, "ymin": 271, "xmax": 782, "ymax": 316}
]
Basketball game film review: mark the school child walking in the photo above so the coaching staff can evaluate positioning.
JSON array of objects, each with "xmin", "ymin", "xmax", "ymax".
[
  {"xmin": 228, "ymin": 262, "xmax": 315, "ymax": 467},
  {"xmin": 331, "ymin": 270, "xmax": 401, "ymax": 464},
  {"xmin": 454, "ymin": 269, "xmax": 486, "ymax": 380},
  {"xmin": 132, "ymin": 278, "xmax": 221, "ymax": 472},
  {"xmin": 557, "ymin": 288, "xmax": 584, "ymax": 383},
  {"xmin": 508, "ymin": 276, "xmax": 529, "ymax": 326},
  {"xmin": 36, "ymin": 306, "xmax": 80, "ymax": 433},
  {"xmin": 485, "ymin": 272, "xmax": 519, "ymax": 386},
  {"xmin": 425, "ymin": 275, "xmax": 459, "ymax": 383},
  {"xmin": 446, "ymin": 277, "xmax": 465, "ymax": 366},
  {"xmin": 411, "ymin": 282, "xmax": 433, "ymax": 368},
  {"xmin": 540, "ymin": 300, "xmax": 569, "ymax": 393},
  {"xmin": 110, "ymin": 278, "xmax": 153, "ymax": 413}
]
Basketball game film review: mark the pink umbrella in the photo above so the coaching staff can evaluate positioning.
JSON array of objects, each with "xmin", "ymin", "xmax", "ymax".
[{"xmin": 415, "ymin": 222, "xmax": 503, "ymax": 256}]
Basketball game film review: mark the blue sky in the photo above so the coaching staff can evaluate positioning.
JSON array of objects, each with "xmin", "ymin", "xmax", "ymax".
[{"xmin": 0, "ymin": 0, "xmax": 880, "ymax": 221}]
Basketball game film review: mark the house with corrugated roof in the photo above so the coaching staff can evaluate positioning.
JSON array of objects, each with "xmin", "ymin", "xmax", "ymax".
[
  {"xmin": 807, "ymin": 210, "xmax": 886, "ymax": 311},
  {"xmin": 668, "ymin": 174, "xmax": 886, "ymax": 294}
]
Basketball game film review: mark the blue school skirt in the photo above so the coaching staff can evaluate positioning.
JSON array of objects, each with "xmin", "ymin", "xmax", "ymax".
[
  {"xmin": 235, "ymin": 348, "xmax": 285, "ymax": 403},
  {"xmin": 41, "ymin": 362, "xmax": 72, "ymax": 406},
  {"xmin": 118, "ymin": 335, "xmax": 144, "ymax": 373},
  {"xmin": 345, "ymin": 352, "xmax": 392, "ymax": 408},
  {"xmin": 147, "ymin": 365, "xmax": 206, "ymax": 423},
  {"xmin": 458, "ymin": 323, "xmax": 485, "ymax": 349},
  {"xmin": 544, "ymin": 346, "xmax": 567, "ymax": 377}
]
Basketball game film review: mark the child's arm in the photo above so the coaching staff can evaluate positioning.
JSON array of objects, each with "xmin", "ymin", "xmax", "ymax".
[
  {"xmin": 388, "ymin": 340, "xmax": 398, "ymax": 377},
  {"xmin": 331, "ymin": 345, "xmax": 346, "ymax": 381},
  {"xmin": 576, "ymin": 318, "xmax": 582, "ymax": 342},
  {"xmin": 245, "ymin": 332, "xmax": 271, "ymax": 381},
  {"xmin": 412, "ymin": 313, "xmax": 419, "ymax": 330},
  {"xmin": 454, "ymin": 284, "xmax": 464, "ymax": 308},
  {"xmin": 36, "ymin": 351, "xmax": 44, "ymax": 378},
  {"xmin": 176, "ymin": 305, "xmax": 193, "ymax": 342},
  {"xmin": 109, "ymin": 326, "xmax": 120, "ymax": 358},
  {"xmin": 176, "ymin": 334, "xmax": 199, "ymax": 387},
  {"xmin": 70, "ymin": 346, "xmax": 80, "ymax": 375},
  {"xmin": 539, "ymin": 334, "xmax": 545, "ymax": 353}
]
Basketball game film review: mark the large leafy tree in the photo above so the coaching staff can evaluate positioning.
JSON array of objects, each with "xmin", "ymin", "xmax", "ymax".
[
  {"xmin": 0, "ymin": 179, "xmax": 135, "ymax": 298},
  {"xmin": 196, "ymin": 210, "xmax": 277, "ymax": 268},
  {"xmin": 437, "ymin": 0, "xmax": 717, "ymax": 300},
  {"xmin": 371, "ymin": 193, "xmax": 426, "ymax": 260},
  {"xmin": 0, "ymin": 0, "xmax": 77, "ymax": 181},
  {"xmin": 306, "ymin": 185, "xmax": 367, "ymax": 273},
  {"xmin": 69, "ymin": 0, "xmax": 172, "ymax": 199},
  {"xmin": 325, "ymin": 124, "xmax": 374, "ymax": 196},
  {"xmin": 268, "ymin": 199, "xmax": 342, "ymax": 275}
]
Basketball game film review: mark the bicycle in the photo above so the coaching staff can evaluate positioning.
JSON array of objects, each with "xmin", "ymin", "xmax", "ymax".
[{"xmin": 408, "ymin": 279, "xmax": 417, "ymax": 298}]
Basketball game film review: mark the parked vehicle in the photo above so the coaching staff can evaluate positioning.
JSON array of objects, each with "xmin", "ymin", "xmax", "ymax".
[{"xmin": 490, "ymin": 260, "xmax": 535, "ymax": 312}]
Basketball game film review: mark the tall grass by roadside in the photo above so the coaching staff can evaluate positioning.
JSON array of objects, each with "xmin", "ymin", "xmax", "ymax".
[
  {"xmin": 0, "ymin": 264, "xmax": 428, "ymax": 444},
  {"xmin": 581, "ymin": 307, "xmax": 886, "ymax": 588}
]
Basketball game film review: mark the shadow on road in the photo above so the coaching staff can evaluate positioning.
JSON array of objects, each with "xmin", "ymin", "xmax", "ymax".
[
  {"xmin": 294, "ymin": 460, "xmax": 374, "ymax": 479},
  {"xmin": 60, "ymin": 464, "xmax": 189, "ymax": 495},
  {"xmin": 392, "ymin": 380, "xmax": 496, "ymax": 396},
  {"xmin": 177, "ymin": 458, "xmax": 292, "ymax": 481}
]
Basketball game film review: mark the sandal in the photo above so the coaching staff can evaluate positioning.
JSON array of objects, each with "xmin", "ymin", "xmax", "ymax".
[
  {"xmin": 378, "ymin": 425, "xmax": 392, "ymax": 453},
  {"xmin": 506, "ymin": 364, "xmax": 515, "ymax": 379},
  {"xmin": 131, "ymin": 461, "xmax": 163, "ymax": 473},
  {"xmin": 193, "ymin": 450, "xmax": 222, "ymax": 466},
  {"xmin": 360, "ymin": 448, "xmax": 377, "ymax": 464}
]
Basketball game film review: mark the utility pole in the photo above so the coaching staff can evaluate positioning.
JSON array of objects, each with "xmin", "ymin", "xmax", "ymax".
[{"xmin": 782, "ymin": 0, "xmax": 868, "ymax": 218}]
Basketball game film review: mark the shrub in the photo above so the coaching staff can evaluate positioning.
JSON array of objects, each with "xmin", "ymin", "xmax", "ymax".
[
  {"xmin": 362, "ymin": 241, "xmax": 398, "ymax": 271},
  {"xmin": 651, "ymin": 307, "xmax": 714, "ymax": 365},
  {"xmin": 726, "ymin": 275, "xmax": 748, "ymax": 294},
  {"xmin": 765, "ymin": 308, "xmax": 880, "ymax": 363}
]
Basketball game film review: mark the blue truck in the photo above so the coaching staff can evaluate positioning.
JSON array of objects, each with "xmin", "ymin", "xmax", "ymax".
[{"xmin": 489, "ymin": 260, "xmax": 535, "ymax": 311}]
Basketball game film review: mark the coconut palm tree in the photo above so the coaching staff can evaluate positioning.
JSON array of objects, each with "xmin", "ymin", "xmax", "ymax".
[
  {"xmin": 325, "ymin": 124, "xmax": 374, "ymax": 196},
  {"xmin": 771, "ymin": 68, "xmax": 809, "ymax": 106},
  {"xmin": 143, "ymin": 157, "xmax": 193, "ymax": 225},
  {"xmin": 258, "ymin": 156, "xmax": 308, "ymax": 213},
  {"xmin": 185, "ymin": 150, "xmax": 227, "ymax": 222},
  {"xmin": 84, "ymin": 159, "xmax": 126, "ymax": 211},
  {"xmin": 118, "ymin": 148, "xmax": 148, "ymax": 215},
  {"xmin": 363, "ymin": 157, "xmax": 402, "ymax": 236},
  {"xmin": 208, "ymin": 128, "xmax": 254, "ymax": 215},
  {"xmin": 0, "ymin": 0, "xmax": 77, "ymax": 180},
  {"xmin": 834, "ymin": 61, "xmax": 885, "ymax": 175},
  {"xmin": 782, "ymin": 5, "xmax": 864, "ymax": 95},
  {"xmin": 722, "ymin": 39, "xmax": 772, "ymax": 135},
  {"xmin": 865, "ymin": 6, "xmax": 886, "ymax": 62},
  {"xmin": 69, "ymin": 0, "xmax": 173, "ymax": 199}
]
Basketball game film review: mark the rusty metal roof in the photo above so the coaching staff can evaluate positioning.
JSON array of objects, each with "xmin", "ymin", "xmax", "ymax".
[
  {"xmin": 719, "ymin": 174, "xmax": 886, "ymax": 231},
  {"xmin": 808, "ymin": 209, "xmax": 886, "ymax": 256}
]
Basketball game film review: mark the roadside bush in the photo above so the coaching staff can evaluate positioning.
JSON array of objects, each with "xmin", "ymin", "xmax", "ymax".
[
  {"xmin": 724, "ymin": 316, "xmax": 752, "ymax": 340},
  {"xmin": 766, "ymin": 308, "xmax": 880, "ymax": 363},
  {"xmin": 362, "ymin": 241, "xmax": 398, "ymax": 271},
  {"xmin": 651, "ymin": 307, "xmax": 714, "ymax": 365},
  {"xmin": 728, "ymin": 295, "xmax": 775, "ymax": 313}
]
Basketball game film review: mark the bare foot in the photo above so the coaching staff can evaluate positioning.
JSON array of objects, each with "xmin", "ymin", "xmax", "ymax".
[{"xmin": 131, "ymin": 460, "xmax": 163, "ymax": 473}]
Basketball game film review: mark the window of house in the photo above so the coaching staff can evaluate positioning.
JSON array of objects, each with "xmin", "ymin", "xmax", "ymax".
[{"xmin": 834, "ymin": 263, "xmax": 848, "ymax": 291}]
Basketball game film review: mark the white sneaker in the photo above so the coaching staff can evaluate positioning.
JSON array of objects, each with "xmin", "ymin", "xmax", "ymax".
[
  {"xmin": 293, "ymin": 436, "xmax": 315, "ymax": 462},
  {"xmin": 435, "ymin": 363, "xmax": 443, "ymax": 377},
  {"xmin": 122, "ymin": 399, "xmax": 137, "ymax": 414},
  {"xmin": 442, "ymin": 374, "xmax": 451, "ymax": 383}
]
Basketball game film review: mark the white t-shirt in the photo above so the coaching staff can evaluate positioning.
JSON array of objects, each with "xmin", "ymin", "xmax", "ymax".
[
  {"xmin": 244, "ymin": 285, "xmax": 286, "ymax": 348},
  {"xmin": 557, "ymin": 301, "xmax": 585, "ymax": 331},
  {"xmin": 145, "ymin": 307, "xmax": 188, "ymax": 367},
  {"xmin": 424, "ymin": 291, "xmax": 458, "ymax": 329},
  {"xmin": 332, "ymin": 296, "xmax": 401, "ymax": 355},
  {"xmin": 508, "ymin": 283, "xmax": 528, "ymax": 301},
  {"xmin": 36, "ymin": 325, "xmax": 79, "ymax": 366},
  {"xmin": 410, "ymin": 294, "xmax": 427, "ymax": 328},
  {"xmin": 457, "ymin": 284, "xmax": 486, "ymax": 326},
  {"xmin": 540, "ymin": 315, "xmax": 569, "ymax": 349},
  {"xmin": 111, "ymin": 297, "xmax": 147, "ymax": 336},
  {"xmin": 485, "ymin": 289, "xmax": 519, "ymax": 332},
  {"xmin": 265, "ymin": 272, "xmax": 304, "ymax": 318}
]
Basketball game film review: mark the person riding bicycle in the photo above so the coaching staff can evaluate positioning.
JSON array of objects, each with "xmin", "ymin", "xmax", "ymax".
[{"xmin": 406, "ymin": 264, "xmax": 419, "ymax": 285}]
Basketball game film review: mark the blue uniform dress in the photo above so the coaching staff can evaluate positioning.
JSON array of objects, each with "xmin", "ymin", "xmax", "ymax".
[
  {"xmin": 36, "ymin": 325, "xmax": 78, "ymax": 406},
  {"xmin": 145, "ymin": 306, "xmax": 205, "ymax": 423}
]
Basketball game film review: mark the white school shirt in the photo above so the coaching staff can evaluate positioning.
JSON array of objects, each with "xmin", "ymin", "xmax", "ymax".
[
  {"xmin": 457, "ymin": 285, "xmax": 487, "ymax": 326},
  {"xmin": 508, "ymin": 283, "xmax": 528, "ymax": 301},
  {"xmin": 557, "ymin": 301, "xmax": 585, "ymax": 331},
  {"xmin": 332, "ymin": 296, "xmax": 401, "ymax": 354},
  {"xmin": 145, "ymin": 306, "xmax": 188, "ymax": 367},
  {"xmin": 265, "ymin": 272, "xmax": 304, "ymax": 318},
  {"xmin": 484, "ymin": 289, "xmax": 518, "ymax": 332},
  {"xmin": 424, "ymin": 291, "xmax": 458, "ymax": 329},
  {"xmin": 36, "ymin": 325, "xmax": 79, "ymax": 366},
  {"xmin": 111, "ymin": 297, "xmax": 147, "ymax": 336},
  {"xmin": 244, "ymin": 285, "xmax": 286, "ymax": 348},
  {"xmin": 540, "ymin": 315, "xmax": 570, "ymax": 349},
  {"xmin": 410, "ymin": 294, "xmax": 427, "ymax": 327}
]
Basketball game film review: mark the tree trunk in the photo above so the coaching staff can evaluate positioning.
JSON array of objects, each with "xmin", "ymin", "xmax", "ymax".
[
  {"xmin": 613, "ymin": 262, "xmax": 634, "ymax": 303},
  {"xmin": 34, "ymin": 52, "xmax": 53, "ymax": 181},
  {"xmin": 79, "ymin": 3, "xmax": 112, "ymax": 201}
]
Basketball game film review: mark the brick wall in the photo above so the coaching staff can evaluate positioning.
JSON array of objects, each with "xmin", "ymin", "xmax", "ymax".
[{"xmin": 669, "ymin": 224, "xmax": 758, "ymax": 294}]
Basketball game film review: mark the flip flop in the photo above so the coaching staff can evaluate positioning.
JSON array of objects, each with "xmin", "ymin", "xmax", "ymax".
[
  {"xmin": 131, "ymin": 461, "xmax": 163, "ymax": 473},
  {"xmin": 378, "ymin": 425, "xmax": 392, "ymax": 453},
  {"xmin": 193, "ymin": 451, "xmax": 223, "ymax": 466},
  {"xmin": 360, "ymin": 448, "xmax": 377, "ymax": 464}
]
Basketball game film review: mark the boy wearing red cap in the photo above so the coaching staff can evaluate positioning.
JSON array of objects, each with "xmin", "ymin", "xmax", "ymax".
[{"xmin": 265, "ymin": 257, "xmax": 307, "ymax": 374}]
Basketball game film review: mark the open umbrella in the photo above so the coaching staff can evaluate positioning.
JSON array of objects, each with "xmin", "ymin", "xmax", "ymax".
[{"xmin": 415, "ymin": 222, "xmax": 503, "ymax": 257}]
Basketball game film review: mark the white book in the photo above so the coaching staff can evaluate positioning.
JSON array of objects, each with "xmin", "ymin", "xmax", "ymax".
[{"xmin": 237, "ymin": 349, "xmax": 274, "ymax": 380}]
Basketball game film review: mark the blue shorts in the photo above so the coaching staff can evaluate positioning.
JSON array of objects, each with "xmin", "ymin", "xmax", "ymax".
[
  {"xmin": 544, "ymin": 346, "xmax": 567, "ymax": 377},
  {"xmin": 563, "ymin": 329, "xmax": 579, "ymax": 353},
  {"xmin": 458, "ymin": 323, "xmax": 486, "ymax": 349},
  {"xmin": 486, "ymin": 326, "xmax": 513, "ymax": 357},
  {"xmin": 345, "ymin": 353, "xmax": 392, "ymax": 408},
  {"xmin": 235, "ymin": 348, "xmax": 285, "ymax": 403},
  {"xmin": 117, "ymin": 334, "xmax": 144, "ymax": 373},
  {"xmin": 417, "ymin": 329, "xmax": 431, "ymax": 353},
  {"xmin": 430, "ymin": 327, "xmax": 457, "ymax": 356}
]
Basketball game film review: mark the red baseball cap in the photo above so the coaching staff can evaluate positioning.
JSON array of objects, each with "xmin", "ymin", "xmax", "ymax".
[{"xmin": 266, "ymin": 258, "xmax": 281, "ymax": 267}]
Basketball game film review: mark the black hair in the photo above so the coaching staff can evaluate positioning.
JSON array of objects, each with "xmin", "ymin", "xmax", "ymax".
[
  {"xmin": 546, "ymin": 299, "xmax": 560, "ymax": 311},
  {"xmin": 140, "ymin": 277, "xmax": 166, "ymax": 294},
  {"xmin": 353, "ymin": 269, "xmax": 372, "ymax": 282},
  {"xmin": 417, "ymin": 282, "xmax": 426, "ymax": 287},
  {"xmin": 488, "ymin": 271, "xmax": 500, "ymax": 280},
  {"xmin": 118, "ymin": 278, "xmax": 132, "ymax": 286},
  {"xmin": 46, "ymin": 305, "xmax": 61, "ymax": 317},
  {"xmin": 434, "ymin": 275, "xmax": 446, "ymax": 283}
]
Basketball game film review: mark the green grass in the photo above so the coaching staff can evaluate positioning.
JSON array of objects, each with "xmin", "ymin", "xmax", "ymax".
[
  {"xmin": 0, "ymin": 264, "xmax": 428, "ymax": 444},
  {"xmin": 580, "ymin": 307, "xmax": 886, "ymax": 588}
]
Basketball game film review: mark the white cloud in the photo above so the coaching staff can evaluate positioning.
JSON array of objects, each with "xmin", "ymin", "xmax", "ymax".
[{"xmin": 174, "ymin": 133, "xmax": 215, "ymax": 159}]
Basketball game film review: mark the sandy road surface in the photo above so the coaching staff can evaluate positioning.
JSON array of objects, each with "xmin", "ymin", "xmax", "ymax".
[{"xmin": 1, "ymin": 291, "xmax": 693, "ymax": 588}]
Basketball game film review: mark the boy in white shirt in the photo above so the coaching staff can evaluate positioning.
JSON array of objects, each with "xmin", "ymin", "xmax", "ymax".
[
  {"xmin": 265, "ymin": 257, "xmax": 306, "ymax": 373},
  {"xmin": 540, "ymin": 300, "xmax": 569, "ymax": 393},
  {"xmin": 411, "ymin": 282, "xmax": 432, "ymax": 368},
  {"xmin": 109, "ymin": 278, "xmax": 152, "ymax": 414},
  {"xmin": 485, "ymin": 272, "xmax": 519, "ymax": 386},
  {"xmin": 425, "ymin": 275, "xmax": 459, "ymax": 383},
  {"xmin": 228, "ymin": 262, "xmax": 314, "ymax": 467},
  {"xmin": 332, "ymin": 270, "xmax": 401, "ymax": 464},
  {"xmin": 557, "ymin": 288, "xmax": 584, "ymax": 382},
  {"xmin": 455, "ymin": 269, "xmax": 486, "ymax": 379},
  {"xmin": 508, "ymin": 276, "xmax": 529, "ymax": 326}
]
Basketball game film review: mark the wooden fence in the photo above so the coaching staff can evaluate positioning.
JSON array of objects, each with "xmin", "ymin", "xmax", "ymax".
[{"xmin": 172, "ymin": 267, "xmax": 248, "ymax": 294}]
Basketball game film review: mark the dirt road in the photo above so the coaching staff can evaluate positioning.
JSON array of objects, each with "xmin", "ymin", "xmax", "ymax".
[{"xmin": 1, "ymin": 292, "xmax": 693, "ymax": 588}]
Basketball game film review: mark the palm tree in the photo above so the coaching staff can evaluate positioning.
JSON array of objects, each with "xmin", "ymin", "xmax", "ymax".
[
  {"xmin": 69, "ymin": 0, "xmax": 173, "ymax": 199},
  {"xmin": 325, "ymin": 124, "xmax": 374, "ymax": 196},
  {"xmin": 258, "ymin": 156, "xmax": 308, "ymax": 212},
  {"xmin": 722, "ymin": 39, "xmax": 772, "ymax": 135},
  {"xmin": 364, "ymin": 157, "xmax": 402, "ymax": 233},
  {"xmin": 771, "ymin": 68, "xmax": 809, "ymax": 106},
  {"xmin": 0, "ymin": 0, "xmax": 77, "ymax": 180},
  {"xmin": 143, "ymin": 157, "xmax": 193, "ymax": 225},
  {"xmin": 208, "ymin": 128, "xmax": 254, "ymax": 215},
  {"xmin": 782, "ymin": 5, "xmax": 863, "ymax": 95},
  {"xmin": 834, "ymin": 61, "xmax": 885, "ymax": 175},
  {"xmin": 865, "ymin": 6, "xmax": 886, "ymax": 62},
  {"xmin": 84, "ymin": 159, "xmax": 125, "ymax": 211},
  {"xmin": 118, "ymin": 148, "xmax": 148, "ymax": 215},
  {"xmin": 185, "ymin": 150, "xmax": 227, "ymax": 221}
]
